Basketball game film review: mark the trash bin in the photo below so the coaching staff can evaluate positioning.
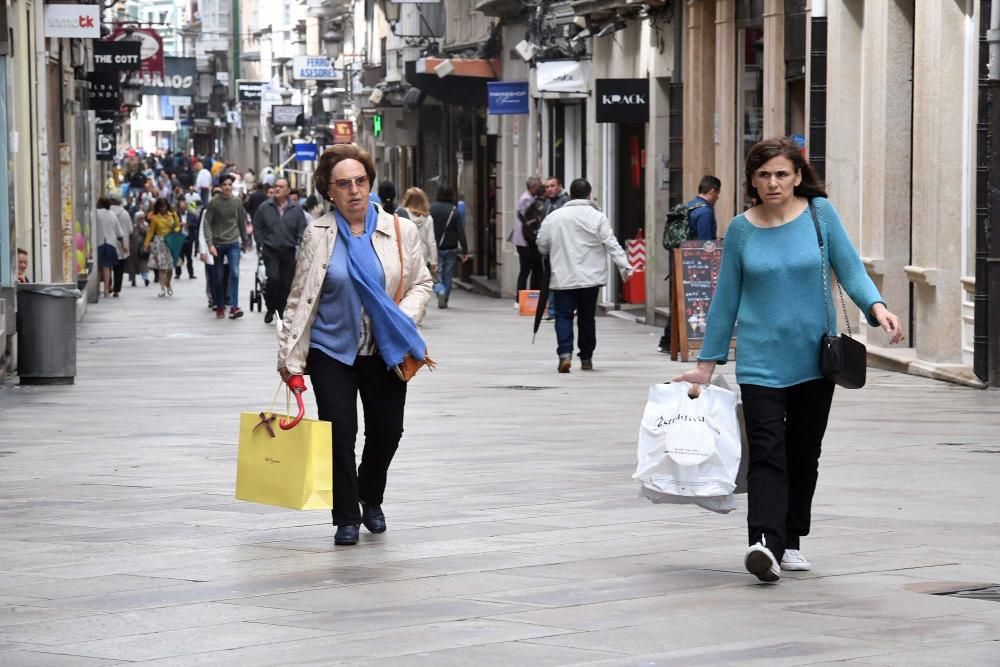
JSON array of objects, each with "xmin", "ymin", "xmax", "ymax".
[{"xmin": 16, "ymin": 283, "xmax": 81, "ymax": 385}]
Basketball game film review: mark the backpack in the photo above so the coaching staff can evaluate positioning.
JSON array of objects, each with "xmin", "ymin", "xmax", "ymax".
[{"xmin": 662, "ymin": 202, "xmax": 708, "ymax": 250}]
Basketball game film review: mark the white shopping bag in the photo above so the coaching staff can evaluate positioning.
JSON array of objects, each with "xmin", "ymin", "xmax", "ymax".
[{"xmin": 633, "ymin": 382, "xmax": 741, "ymax": 499}]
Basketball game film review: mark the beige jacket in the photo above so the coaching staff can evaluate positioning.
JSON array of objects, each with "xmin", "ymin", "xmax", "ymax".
[{"xmin": 277, "ymin": 207, "xmax": 433, "ymax": 374}]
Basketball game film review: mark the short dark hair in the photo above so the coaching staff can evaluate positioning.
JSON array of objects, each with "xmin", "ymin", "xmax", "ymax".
[
  {"xmin": 436, "ymin": 184, "xmax": 456, "ymax": 203},
  {"xmin": 96, "ymin": 197, "xmax": 111, "ymax": 209},
  {"xmin": 303, "ymin": 194, "xmax": 319, "ymax": 210},
  {"xmin": 16, "ymin": 247, "xmax": 27, "ymax": 256},
  {"xmin": 314, "ymin": 144, "xmax": 377, "ymax": 204},
  {"xmin": 568, "ymin": 178, "xmax": 591, "ymax": 199},
  {"xmin": 698, "ymin": 175, "xmax": 721, "ymax": 195},
  {"xmin": 219, "ymin": 173, "xmax": 235, "ymax": 186},
  {"xmin": 744, "ymin": 137, "xmax": 827, "ymax": 201}
]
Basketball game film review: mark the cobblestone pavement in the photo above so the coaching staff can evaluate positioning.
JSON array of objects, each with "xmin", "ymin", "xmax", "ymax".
[{"xmin": 1, "ymin": 256, "xmax": 999, "ymax": 665}]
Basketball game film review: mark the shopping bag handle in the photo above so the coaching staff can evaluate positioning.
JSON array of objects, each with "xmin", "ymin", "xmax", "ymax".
[{"xmin": 279, "ymin": 388, "xmax": 306, "ymax": 430}]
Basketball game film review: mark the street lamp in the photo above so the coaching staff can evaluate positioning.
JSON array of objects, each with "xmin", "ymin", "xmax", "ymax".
[
  {"xmin": 383, "ymin": 0, "xmax": 400, "ymax": 34},
  {"xmin": 121, "ymin": 82, "xmax": 143, "ymax": 110},
  {"xmin": 323, "ymin": 26, "xmax": 344, "ymax": 57},
  {"xmin": 321, "ymin": 87, "xmax": 339, "ymax": 114}
]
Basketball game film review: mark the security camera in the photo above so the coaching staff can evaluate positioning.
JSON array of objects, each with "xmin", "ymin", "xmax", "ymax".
[
  {"xmin": 369, "ymin": 88, "xmax": 384, "ymax": 105},
  {"xmin": 514, "ymin": 40, "xmax": 537, "ymax": 63}
]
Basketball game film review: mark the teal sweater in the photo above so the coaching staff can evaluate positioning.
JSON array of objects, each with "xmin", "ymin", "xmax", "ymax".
[{"xmin": 698, "ymin": 197, "xmax": 884, "ymax": 388}]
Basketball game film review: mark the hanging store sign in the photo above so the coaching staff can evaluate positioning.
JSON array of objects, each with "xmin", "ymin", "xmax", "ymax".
[
  {"xmin": 333, "ymin": 120, "xmax": 354, "ymax": 144},
  {"xmin": 292, "ymin": 56, "xmax": 342, "ymax": 81},
  {"xmin": 595, "ymin": 78, "xmax": 649, "ymax": 123},
  {"xmin": 95, "ymin": 117, "xmax": 116, "ymax": 161},
  {"xmin": 272, "ymin": 105, "xmax": 304, "ymax": 125},
  {"xmin": 236, "ymin": 80, "xmax": 267, "ymax": 104},
  {"xmin": 121, "ymin": 57, "xmax": 197, "ymax": 97},
  {"xmin": 87, "ymin": 72, "xmax": 121, "ymax": 112},
  {"xmin": 108, "ymin": 27, "xmax": 164, "ymax": 77},
  {"xmin": 536, "ymin": 60, "xmax": 588, "ymax": 94},
  {"xmin": 94, "ymin": 41, "xmax": 141, "ymax": 72},
  {"xmin": 294, "ymin": 142, "xmax": 319, "ymax": 162},
  {"xmin": 44, "ymin": 4, "xmax": 100, "ymax": 38},
  {"xmin": 487, "ymin": 81, "xmax": 529, "ymax": 115}
]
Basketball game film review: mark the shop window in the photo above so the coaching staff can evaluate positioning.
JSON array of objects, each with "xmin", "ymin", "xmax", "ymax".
[{"xmin": 737, "ymin": 26, "xmax": 764, "ymax": 206}]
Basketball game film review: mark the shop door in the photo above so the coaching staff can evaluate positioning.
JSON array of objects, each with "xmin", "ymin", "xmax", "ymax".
[
  {"xmin": 476, "ymin": 134, "xmax": 498, "ymax": 279},
  {"xmin": 614, "ymin": 122, "xmax": 645, "ymax": 304}
]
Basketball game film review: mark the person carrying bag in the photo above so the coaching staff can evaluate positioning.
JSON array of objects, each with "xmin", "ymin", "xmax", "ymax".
[
  {"xmin": 674, "ymin": 137, "xmax": 903, "ymax": 583},
  {"xmin": 276, "ymin": 144, "xmax": 433, "ymax": 547}
]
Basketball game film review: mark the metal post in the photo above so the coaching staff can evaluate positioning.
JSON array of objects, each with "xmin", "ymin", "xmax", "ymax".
[{"xmin": 808, "ymin": 3, "xmax": 827, "ymax": 182}]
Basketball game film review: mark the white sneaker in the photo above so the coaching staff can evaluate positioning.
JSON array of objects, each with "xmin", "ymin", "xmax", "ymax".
[
  {"xmin": 781, "ymin": 549, "xmax": 811, "ymax": 571},
  {"xmin": 744, "ymin": 542, "xmax": 780, "ymax": 583}
]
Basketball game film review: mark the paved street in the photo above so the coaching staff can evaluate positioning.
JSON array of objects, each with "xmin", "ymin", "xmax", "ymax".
[{"xmin": 1, "ymin": 255, "xmax": 999, "ymax": 666}]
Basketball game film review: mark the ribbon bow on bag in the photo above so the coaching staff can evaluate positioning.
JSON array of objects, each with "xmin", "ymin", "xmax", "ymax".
[{"xmin": 254, "ymin": 412, "xmax": 278, "ymax": 438}]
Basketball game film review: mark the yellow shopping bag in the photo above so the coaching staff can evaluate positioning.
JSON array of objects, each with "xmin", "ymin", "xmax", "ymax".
[{"xmin": 235, "ymin": 387, "xmax": 333, "ymax": 510}]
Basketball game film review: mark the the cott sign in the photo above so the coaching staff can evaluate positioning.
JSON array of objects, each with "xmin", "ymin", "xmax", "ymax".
[{"xmin": 45, "ymin": 4, "xmax": 101, "ymax": 38}]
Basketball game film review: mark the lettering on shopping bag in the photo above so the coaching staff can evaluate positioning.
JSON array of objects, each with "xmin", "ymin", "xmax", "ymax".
[
  {"xmin": 654, "ymin": 413, "xmax": 721, "ymax": 436},
  {"xmin": 264, "ymin": 457, "xmax": 281, "ymax": 465}
]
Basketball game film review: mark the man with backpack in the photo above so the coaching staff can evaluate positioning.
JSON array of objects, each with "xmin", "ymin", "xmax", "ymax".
[{"xmin": 658, "ymin": 175, "xmax": 721, "ymax": 352}]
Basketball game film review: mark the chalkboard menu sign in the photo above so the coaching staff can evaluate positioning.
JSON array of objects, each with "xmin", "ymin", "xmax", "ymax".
[{"xmin": 671, "ymin": 240, "xmax": 736, "ymax": 361}]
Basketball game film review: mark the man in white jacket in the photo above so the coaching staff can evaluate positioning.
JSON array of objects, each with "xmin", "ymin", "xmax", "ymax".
[{"xmin": 536, "ymin": 178, "xmax": 632, "ymax": 373}]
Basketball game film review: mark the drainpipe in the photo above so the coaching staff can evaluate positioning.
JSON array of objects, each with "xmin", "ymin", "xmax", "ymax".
[
  {"xmin": 976, "ymin": 0, "xmax": 1000, "ymax": 385},
  {"xmin": 808, "ymin": 0, "xmax": 827, "ymax": 182}
]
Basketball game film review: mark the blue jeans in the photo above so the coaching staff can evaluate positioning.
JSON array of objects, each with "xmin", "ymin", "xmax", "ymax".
[
  {"xmin": 212, "ymin": 243, "xmax": 241, "ymax": 310},
  {"xmin": 553, "ymin": 286, "xmax": 600, "ymax": 360},
  {"xmin": 438, "ymin": 248, "xmax": 458, "ymax": 300}
]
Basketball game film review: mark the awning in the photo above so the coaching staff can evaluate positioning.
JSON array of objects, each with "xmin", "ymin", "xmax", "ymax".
[{"xmin": 405, "ymin": 57, "xmax": 502, "ymax": 108}]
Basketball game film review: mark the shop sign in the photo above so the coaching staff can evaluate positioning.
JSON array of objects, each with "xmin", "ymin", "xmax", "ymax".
[
  {"xmin": 87, "ymin": 72, "xmax": 120, "ymax": 112},
  {"xmin": 536, "ymin": 60, "xmax": 588, "ymax": 94},
  {"xmin": 95, "ymin": 117, "xmax": 116, "ymax": 161},
  {"xmin": 292, "ymin": 56, "xmax": 342, "ymax": 81},
  {"xmin": 237, "ymin": 80, "xmax": 267, "ymax": 104},
  {"xmin": 45, "ymin": 4, "xmax": 100, "ymax": 39},
  {"xmin": 487, "ymin": 81, "xmax": 529, "ymax": 115},
  {"xmin": 108, "ymin": 27, "xmax": 164, "ymax": 77},
  {"xmin": 595, "ymin": 78, "xmax": 649, "ymax": 123},
  {"xmin": 168, "ymin": 96, "xmax": 192, "ymax": 107},
  {"xmin": 122, "ymin": 57, "xmax": 196, "ymax": 97},
  {"xmin": 94, "ymin": 41, "xmax": 141, "ymax": 72},
  {"xmin": 272, "ymin": 105, "xmax": 304, "ymax": 125},
  {"xmin": 333, "ymin": 120, "xmax": 354, "ymax": 144},
  {"xmin": 294, "ymin": 142, "xmax": 319, "ymax": 162}
]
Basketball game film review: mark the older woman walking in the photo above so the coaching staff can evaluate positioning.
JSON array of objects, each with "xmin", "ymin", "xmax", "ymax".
[
  {"xmin": 277, "ymin": 144, "xmax": 433, "ymax": 546},
  {"xmin": 675, "ymin": 137, "xmax": 903, "ymax": 583}
]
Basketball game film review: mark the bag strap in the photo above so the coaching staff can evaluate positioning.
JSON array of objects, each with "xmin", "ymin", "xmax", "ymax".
[
  {"xmin": 808, "ymin": 200, "xmax": 851, "ymax": 336},
  {"xmin": 437, "ymin": 206, "xmax": 456, "ymax": 249},
  {"xmin": 393, "ymin": 214, "xmax": 405, "ymax": 304}
]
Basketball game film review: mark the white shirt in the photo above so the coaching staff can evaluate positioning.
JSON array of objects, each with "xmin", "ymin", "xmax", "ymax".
[
  {"xmin": 196, "ymin": 168, "xmax": 212, "ymax": 190},
  {"xmin": 536, "ymin": 199, "xmax": 631, "ymax": 290}
]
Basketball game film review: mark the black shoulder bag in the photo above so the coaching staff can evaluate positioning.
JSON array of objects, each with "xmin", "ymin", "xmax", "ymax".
[{"xmin": 809, "ymin": 200, "xmax": 867, "ymax": 389}]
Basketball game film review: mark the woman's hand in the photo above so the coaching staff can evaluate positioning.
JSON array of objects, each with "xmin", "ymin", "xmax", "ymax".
[
  {"xmin": 672, "ymin": 360, "xmax": 717, "ymax": 385},
  {"xmin": 871, "ymin": 303, "xmax": 904, "ymax": 345}
]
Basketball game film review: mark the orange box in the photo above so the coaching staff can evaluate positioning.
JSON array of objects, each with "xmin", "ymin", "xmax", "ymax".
[
  {"xmin": 621, "ymin": 270, "xmax": 646, "ymax": 304},
  {"xmin": 518, "ymin": 289, "xmax": 540, "ymax": 315}
]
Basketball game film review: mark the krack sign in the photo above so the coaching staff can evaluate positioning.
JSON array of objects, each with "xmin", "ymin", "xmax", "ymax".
[
  {"xmin": 94, "ymin": 42, "xmax": 142, "ymax": 72},
  {"xmin": 595, "ymin": 78, "xmax": 650, "ymax": 124}
]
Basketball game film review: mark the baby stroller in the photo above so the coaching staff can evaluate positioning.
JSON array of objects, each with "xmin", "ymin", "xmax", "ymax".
[{"xmin": 249, "ymin": 256, "xmax": 266, "ymax": 312}]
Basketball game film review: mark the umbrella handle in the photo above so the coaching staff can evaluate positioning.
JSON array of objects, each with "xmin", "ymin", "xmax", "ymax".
[{"xmin": 279, "ymin": 388, "xmax": 305, "ymax": 430}]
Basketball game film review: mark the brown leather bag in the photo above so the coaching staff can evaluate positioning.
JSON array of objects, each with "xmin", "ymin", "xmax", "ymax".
[{"xmin": 392, "ymin": 215, "xmax": 435, "ymax": 382}]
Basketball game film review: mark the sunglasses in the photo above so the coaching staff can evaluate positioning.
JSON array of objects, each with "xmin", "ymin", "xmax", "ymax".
[{"xmin": 332, "ymin": 175, "xmax": 369, "ymax": 191}]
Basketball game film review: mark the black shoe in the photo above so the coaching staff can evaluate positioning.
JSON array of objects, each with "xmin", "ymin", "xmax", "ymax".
[
  {"xmin": 361, "ymin": 502, "xmax": 386, "ymax": 534},
  {"xmin": 264, "ymin": 310, "xmax": 274, "ymax": 324},
  {"xmin": 334, "ymin": 524, "xmax": 359, "ymax": 545},
  {"xmin": 580, "ymin": 359, "xmax": 593, "ymax": 371}
]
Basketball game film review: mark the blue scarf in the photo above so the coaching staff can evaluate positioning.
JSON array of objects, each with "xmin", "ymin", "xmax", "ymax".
[{"xmin": 334, "ymin": 203, "xmax": 427, "ymax": 369}]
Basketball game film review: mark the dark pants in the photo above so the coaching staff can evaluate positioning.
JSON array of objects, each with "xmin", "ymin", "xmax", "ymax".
[
  {"xmin": 515, "ymin": 245, "xmax": 542, "ymax": 299},
  {"xmin": 112, "ymin": 259, "xmax": 126, "ymax": 295},
  {"xmin": 176, "ymin": 238, "xmax": 195, "ymax": 278},
  {"xmin": 206, "ymin": 261, "xmax": 232, "ymax": 307},
  {"xmin": 262, "ymin": 246, "xmax": 296, "ymax": 317},
  {"xmin": 740, "ymin": 379, "xmax": 836, "ymax": 563},
  {"xmin": 552, "ymin": 286, "xmax": 600, "ymax": 360},
  {"xmin": 308, "ymin": 349, "xmax": 408, "ymax": 526}
]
